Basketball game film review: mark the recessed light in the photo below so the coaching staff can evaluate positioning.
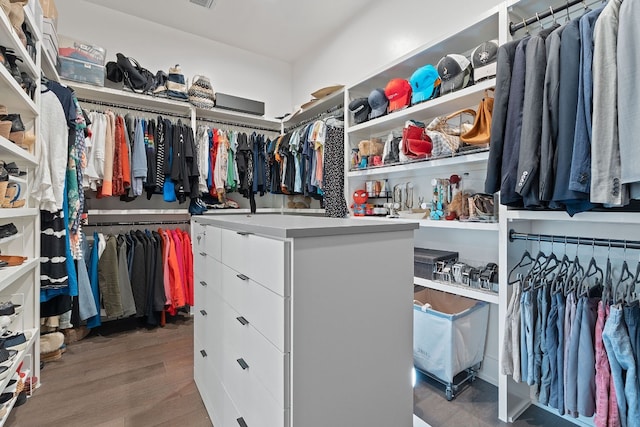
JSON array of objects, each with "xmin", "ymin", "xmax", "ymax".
[{"xmin": 190, "ymin": 0, "xmax": 217, "ymax": 9}]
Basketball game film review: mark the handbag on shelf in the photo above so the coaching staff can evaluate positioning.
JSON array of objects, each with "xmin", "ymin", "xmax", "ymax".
[
  {"xmin": 188, "ymin": 75, "xmax": 216, "ymax": 109},
  {"xmin": 427, "ymin": 108, "xmax": 475, "ymax": 152},
  {"xmin": 115, "ymin": 53, "xmax": 156, "ymax": 94},
  {"xmin": 401, "ymin": 121, "xmax": 432, "ymax": 159},
  {"xmin": 460, "ymin": 90, "xmax": 494, "ymax": 146}
]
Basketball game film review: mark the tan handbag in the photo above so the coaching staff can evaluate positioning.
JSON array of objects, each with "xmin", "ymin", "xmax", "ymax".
[
  {"xmin": 460, "ymin": 91, "xmax": 494, "ymax": 145},
  {"xmin": 427, "ymin": 108, "xmax": 476, "ymax": 152}
]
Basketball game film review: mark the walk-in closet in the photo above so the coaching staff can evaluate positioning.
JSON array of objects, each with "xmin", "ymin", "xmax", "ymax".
[{"xmin": 0, "ymin": 0, "xmax": 638, "ymax": 425}]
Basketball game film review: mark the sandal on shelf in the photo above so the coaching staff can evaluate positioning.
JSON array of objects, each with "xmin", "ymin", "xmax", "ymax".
[
  {"xmin": 2, "ymin": 182, "xmax": 24, "ymax": 208},
  {"xmin": 1, "ymin": 161, "xmax": 25, "ymax": 177}
]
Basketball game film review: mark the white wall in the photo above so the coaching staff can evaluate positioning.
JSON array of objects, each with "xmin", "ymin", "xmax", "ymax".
[
  {"xmin": 55, "ymin": 0, "xmax": 293, "ymax": 119},
  {"xmin": 292, "ymin": 0, "xmax": 503, "ymax": 108}
]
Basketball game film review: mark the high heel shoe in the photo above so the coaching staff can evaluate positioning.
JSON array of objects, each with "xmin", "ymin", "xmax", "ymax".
[
  {"xmin": 3, "ymin": 51, "xmax": 23, "ymax": 84},
  {"xmin": 0, "ymin": 114, "xmax": 24, "ymax": 146},
  {"xmin": 20, "ymin": 71, "xmax": 35, "ymax": 99},
  {"xmin": 0, "ymin": 106, "xmax": 9, "ymax": 140}
]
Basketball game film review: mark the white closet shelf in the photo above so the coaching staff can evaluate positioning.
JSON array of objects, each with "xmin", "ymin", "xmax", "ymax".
[
  {"xmin": 195, "ymin": 106, "xmax": 281, "ymax": 131},
  {"xmin": 0, "ymin": 11, "xmax": 38, "ymax": 78},
  {"xmin": 8, "ymin": 175, "xmax": 28, "ymax": 187},
  {"xmin": 281, "ymin": 208, "xmax": 325, "ymax": 215},
  {"xmin": 41, "ymin": 48, "xmax": 60, "ymax": 82},
  {"xmin": 506, "ymin": 209, "xmax": 640, "ymax": 224},
  {"xmin": 0, "ymin": 232, "xmax": 23, "ymax": 245},
  {"xmin": 0, "ymin": 208, "xmax": 37, "ymax": 220},
  {"xmin": 347, "ymin": 151, "xmax": 489, "ymax": 178},
  {"xmin": 0, "ymin": 67, "xmax": 38, "ymax": 120},
  {"xmin": 353, "ymin": 215, "xmax": 498, "ymax": 231},
  {"xmin": 415, "ymin": 277, "xmax": 499, "ymax": 304},
  {"xmin": 63, "ymin": 80, "xmax": 193, "ymax": 116},
  {"xmin": 0, "ymin": 135, "xmax": 37, "ymax": 166},
  {"xmin": 88, "ymin": 209, "xmax": 189, "ymax": 216},
  {"xmin": 0, "ymin": 258, "xmax": 38, "ymax": 293},
  {"xmin": 348, "ymin": 79, "xmax": 496, "ymax": 137}
]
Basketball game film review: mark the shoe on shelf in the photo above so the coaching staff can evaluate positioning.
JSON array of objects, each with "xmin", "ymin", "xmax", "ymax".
[
  {"xmin": 0, "ymin": 331, "xmax": 27, "ymax": 351},
  {"xmin": 0, "ymin": 113, "xmax": 24, "ymax": 146},
  {"xmin": 1, "ymin": 161, "xmax": 25, "ymax": 177},
  {"xmin": 0, "ymin": 255, "xmax": 27, "ymax": 266},
  {"xmin": 1, "ymin": 182, "xmax": 24, "ymax": 208},
  {"xmin": 0, "ymin": 222, "xmax": 17, "ymax": 239},
  {"xmin": 13, "ymin": 390, "xmax": 26, "ymax": 407},
  {"xmin": 0, "ymin": 302, "xmax": 19, "ymax": 316}
]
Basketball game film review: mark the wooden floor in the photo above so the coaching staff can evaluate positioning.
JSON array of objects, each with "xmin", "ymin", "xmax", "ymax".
[{"xmin": 7, "ymin": 316, "xmax": 212, "ymax": 427}]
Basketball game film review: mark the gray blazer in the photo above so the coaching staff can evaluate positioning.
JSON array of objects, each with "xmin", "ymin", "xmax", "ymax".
[
  {"xmin": 539, "ymin": 25, "xmax": 564, "ymax": 202},
  {"xmin": 484, "ymin": 40, "xmax": 519, "ymax": 195},
  {"xmin": 617, "ymin": 0, "xmax": 640, "ymax": 198},
  {"xmin": 591, "ymin": 0, "xmax": 628, "ymax": 206},
  {"xmin": 515, "ymin": 25, "xmax": 558, "ymax": 208}
]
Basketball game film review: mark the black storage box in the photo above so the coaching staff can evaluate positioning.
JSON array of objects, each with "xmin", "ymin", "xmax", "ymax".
[{"xmin": 414, "ymin": 248, "xmax": 459, "ymax": 280}]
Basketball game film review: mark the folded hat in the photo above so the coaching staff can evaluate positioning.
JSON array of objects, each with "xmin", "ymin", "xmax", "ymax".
[
  {"xmin": 368, "ymin": 88, "xmax": 388, "ymax": 119},
  {"xmin": 384, "ymin": 78, "xmax": 412, "ymax": 112},
  {"xmin": 348, "ymin": 98, "xmax": 371, "ymax": 124},
  {"xmin": 410, "ymin": 65, "xmax": 441, "ymax": 105},
  {"xmin": 437, "ymin": 54, "xmax": 472, "ymax": 94}
]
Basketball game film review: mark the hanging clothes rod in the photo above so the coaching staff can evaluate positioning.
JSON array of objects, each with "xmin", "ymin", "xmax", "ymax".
[
  {"xmin": 509, "ymin": 0, "xmax": 585, "ymax": 35},
  {"xmin": 76, "ymin": 98, "xmax": 192, "ymax": 120},
  {"xmin": 83, "ymin": 220, "xmax": 191, "ymax": 227},
  {"xmin": 284, "ymin": 104, "xmax": 344, "ymax": 133},
  {"xmin": 508, "ymin": 229, "xmax": 640, "ymax": 250},
  {"xmin": 195, "ymin": 116, "xmax": 280, "ymax": 133}
]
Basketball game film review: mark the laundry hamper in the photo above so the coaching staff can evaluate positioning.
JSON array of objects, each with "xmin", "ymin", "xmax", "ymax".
[{"xmin": 413, "ymin": 286, "xmax": 489, "ymax": 400}]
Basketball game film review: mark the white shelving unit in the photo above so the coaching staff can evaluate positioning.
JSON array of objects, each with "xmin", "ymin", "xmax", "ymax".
[
  {"xmin": 342, "ymin": 7, "xmax": 503, "ymax": 408},
  {"xmin": 0, "ymin": 2, "xmax": 42, "ymax": 422}
]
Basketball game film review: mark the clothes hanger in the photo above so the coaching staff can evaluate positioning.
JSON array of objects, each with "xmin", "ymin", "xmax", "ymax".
[
  {"xmin": 508, "ymin": 246, "xmax": 535, "ymax": 286},
  {"xmin": 563, "ymin": 237, "xmax": 584, "ymax": 296},
  {"xmin": 536, "ymin": 12, "xmax": 544, "ymax": 30},
  {"xmin": 551, "ymin": 237, "xmax": 571, "ymax": 294},
  {"xmin": 535, "ymin": 239, "xmax": 560, "ymax": 290},
  {"xmin": 565, "ymin": 0, "xmax": 571, "ymax": 22},
  {"xmin": 550, "ymin": 6, "xmax": 557, "ymax": 24},
  {"xmin": 578, "ymin": 241, "xmax": 603, "ymax": 298},
  {"xmin": 522, "ymin": 235, "xmax": 547, "ymax": 291},
  {"xmin": 602, "ymin": 245, "xmax": 613, "ymax": 305},
  {"xmin": 614, "ymin": 243, "xmax": 634, "ymax": 304}
]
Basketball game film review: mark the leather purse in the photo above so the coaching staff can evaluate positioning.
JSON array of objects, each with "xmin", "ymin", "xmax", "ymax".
[
  {"xmin": 116, "ymin": 53, "xmax": 156, "ymax": 94},
  {"xmin": 427, "ymin": 108, "xmax": 475, "ymax": 152},
  {"xmin": 460, "ymin": 90, "xmax": 494, "ymax": 145}
]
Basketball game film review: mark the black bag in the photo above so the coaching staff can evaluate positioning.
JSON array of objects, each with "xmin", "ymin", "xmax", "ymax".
[
  {"xmin": 116, "ymin": 53, "xmax": 155, "ymax": 93},
  {"xmin": 105, "ymin": 61, "xmax": 123, "ymax": 83}
]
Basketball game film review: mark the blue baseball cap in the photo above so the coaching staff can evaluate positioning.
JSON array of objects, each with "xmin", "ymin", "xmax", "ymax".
[{"xmin": 410, "ymin": 65, "xmax": 441, "ymax": 105}]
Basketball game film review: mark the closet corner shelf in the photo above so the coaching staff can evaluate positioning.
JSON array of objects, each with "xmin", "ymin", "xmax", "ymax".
[
  {"xmin": 505, "ymin": 209, "xmax": 640, "ymax": 224},
  {"xmin": 0, "ymin": 232, "xmax": 23, "ymax": 246},
  {"xmin": 63, "ymin": 80, "xmax": 192, "ymax": 116},
  {"xmin": 0, "ymin": 67, "xmax": 38, "ymax": 120},
  {"xmin": 285, "ymin": 87, "xmax": 344, "ymax": 127},
  {"xmin": 41, "ymin": 48, "xmax": 61, "ymax": 82},
  {"xmin": 0, "ymin": 258, "xmax": 39, "ymax": 293},
  {"xmin": 0, "ymin": 136, "xmax": 38, "ymax": 166},
  {"xmin": 348, "ymin": 79, "xmax": 496, "ymax": 137},
  {"xmin": 347, "ymin": 151, "xmax": 490, "ymax": 178},
  {"xmin": 0, "ymin": 208, "xmax": 38, "ymax": 220},
  {"xmin": 0, "ymin": 11, "xmax": 38, "ymax": 78},
  {"xmin": 414, "ymin": 277, "xmax": 499, "ymax": 304}
]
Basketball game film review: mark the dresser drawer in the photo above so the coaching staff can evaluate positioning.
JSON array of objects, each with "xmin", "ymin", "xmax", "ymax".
[
  {"xmin": 223, "ymin": 340, "xmax": 287, "ymax": 427},
  {"xmin": 192, "ymin": 221, "xmax": 207, "ymax": 255},
  {"xmin": 221, "ymin": 228, "xmax": 288, "ymax": 297},
  {"xmin": 224, "ymin": 300, "xmax": 288, "ymax": 408},
  {"xmin": 203, "ymin": 224, "xmax": 222, "ymax": 260},
  {"xmin": 195, "ymin": 289, "xmax": 225, "ymax": 377},
  {"xmin": 195, "ymin": 260, "xmax": 223, "ymax": 299},
  {"xmin": 222, "ymin": 265, "xmax": 288, "ymax": 352},
  {"xmin": 194, "ymin": 336, "xmax": 224, "ymax": 427}
]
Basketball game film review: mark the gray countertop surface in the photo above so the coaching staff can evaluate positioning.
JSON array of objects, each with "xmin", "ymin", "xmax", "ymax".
[{"xmin": 193, "ymin": 214, "xmax": 418, "ymax": 238}]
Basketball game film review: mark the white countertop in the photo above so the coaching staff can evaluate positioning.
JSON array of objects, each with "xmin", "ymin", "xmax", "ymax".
[{"xmin": 194, "ymin": 214, "xmax": 418, "ymax": 238}]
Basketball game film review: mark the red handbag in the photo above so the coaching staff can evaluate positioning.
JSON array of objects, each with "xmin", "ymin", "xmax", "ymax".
[{"xmin": 402, "ymin": 123, "xmax": 432, "ymax": 158}]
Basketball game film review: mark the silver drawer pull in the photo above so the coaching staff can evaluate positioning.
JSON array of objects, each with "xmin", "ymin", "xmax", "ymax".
[
  {"xmin": 200, "ymin": 280, "xmax": 207, "ymax": 287},
  {"xmin": 200, "ymin": 310, "xmax": 207, "ymax": 316},
  {"xmin": 199, "ymin": 252, "xmax": 206, "ymax": 257},
  {"xmin": 200, "ymin": 350, "xmax": 207, "ymax": 357},
  {"xmin": 236, "ymin": 273, "xmax": 249, "ymax": 281},
  {"xmin": 237, "ymin": 418, "xmax": 248, "ymax": 427},
  {"xmin": 236, "ymin": 358, "xmax": 249, "ymax": 370},
  {"xmin": 236, "ymin": 316, "xmax": 249, "ymax": 326},
  {"xmin": 237, "ymin": 231, "xmax": 253, "ymax": 236}
]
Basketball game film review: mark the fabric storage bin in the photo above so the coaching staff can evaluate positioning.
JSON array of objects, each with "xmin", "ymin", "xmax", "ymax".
[
  {"xmin": 58, "ymin": 57, "xmax": 104, "ymax": 86},
  {"xmin": 413, "ymin": 287, "xmax": 489, "ymax": 384},
  {"xmin": 414, "ymin": 248, "xmax": 458, "ymax": 280}
]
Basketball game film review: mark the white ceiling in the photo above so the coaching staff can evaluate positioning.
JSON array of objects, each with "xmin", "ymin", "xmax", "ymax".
[{"xmin": 84, "ymin": 0, "xmax": 378, "ymax": 63}]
